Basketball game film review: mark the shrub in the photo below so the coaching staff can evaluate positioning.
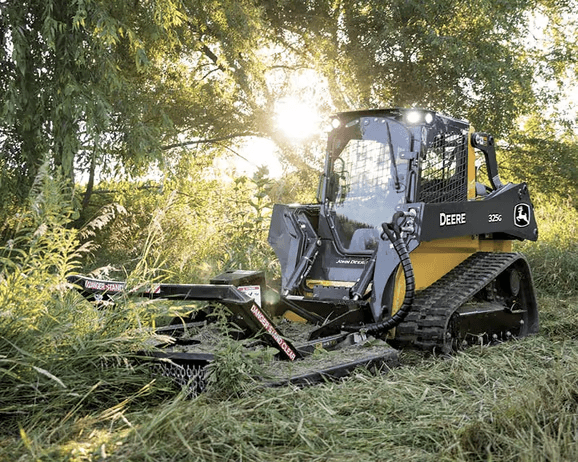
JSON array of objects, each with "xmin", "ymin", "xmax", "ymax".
[
  {"xmin": 517, "ymin": 194, "xmax": 578, "ymax": 296},
  {"xmin": 79, "ymin": 162, "xmax": 281, "ymax": 284},
  {"xmin": 0, "ymin": 166, "xmax": 172, "ymax": 434}
]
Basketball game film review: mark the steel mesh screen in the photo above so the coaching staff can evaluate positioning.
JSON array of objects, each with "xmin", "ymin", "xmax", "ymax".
[
  {"xmin": 149, "ymin": 360, "xmax": 207, "ymax": 397},
  {"xmin": 331, "ymin": 139, "xmax": 395, "ymax": 250},
  {"xmin": 418, "ymin": 132, "xmax": 468, "ymax": 203}
]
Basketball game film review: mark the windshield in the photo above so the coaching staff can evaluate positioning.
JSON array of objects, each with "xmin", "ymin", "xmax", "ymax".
[{"xmin": 328, "ymin": 117, "xmax": 412, "ymax": 253}]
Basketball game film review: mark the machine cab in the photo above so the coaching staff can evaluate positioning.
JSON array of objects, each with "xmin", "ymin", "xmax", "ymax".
[
  {"xmin": 319, "ymin": 109, "xmax": 470, "ymax": 255},
  {"xmin": 269, "ymin": 109, "xmax": 471, "ymax": 295}
]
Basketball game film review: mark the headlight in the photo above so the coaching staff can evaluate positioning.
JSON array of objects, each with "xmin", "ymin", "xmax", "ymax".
[
  {"xmin": 406, "ymin": 110, "xmax": 422, "ymax": 124},
  {"xmin": 406, "ymin": 110, "xmax": 434, "ymax": 125}
]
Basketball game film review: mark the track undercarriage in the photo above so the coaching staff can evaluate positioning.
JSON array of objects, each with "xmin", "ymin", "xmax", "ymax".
[{"xmin": 393, "ymin": 252, "xmax": 539, "ymax": 352}]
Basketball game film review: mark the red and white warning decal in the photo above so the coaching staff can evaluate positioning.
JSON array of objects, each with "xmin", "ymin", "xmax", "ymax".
[
  {"xmin": 144, "ymin": 285, "xmax": 162, "ymax": 294},
  {"xmin": 84, "ymin": 280, "xmax": 125, "ymax": 293},
  {"xmin": 238, "ymin": 285, "xmax": 262, "ymax": 307},
  {"xmin": 250, "ymin": 304, "xmax": 297, "ymax": 361}
]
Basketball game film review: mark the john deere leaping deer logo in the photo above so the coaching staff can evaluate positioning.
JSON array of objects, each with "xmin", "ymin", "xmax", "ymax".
[{"xmin": 514, "ymin": 203, "xmax": 531, "ymax": 228}]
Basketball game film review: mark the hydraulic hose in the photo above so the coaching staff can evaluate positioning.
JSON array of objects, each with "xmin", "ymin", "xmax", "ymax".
[{"xmin": 344, "ymin": 219, "xmax": 416, "ymax": 335}]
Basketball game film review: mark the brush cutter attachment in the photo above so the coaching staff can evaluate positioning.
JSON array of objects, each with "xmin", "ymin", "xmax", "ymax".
[{"xmin": 68, "ymin": 270, "xmax": 399, "ymax": 396}]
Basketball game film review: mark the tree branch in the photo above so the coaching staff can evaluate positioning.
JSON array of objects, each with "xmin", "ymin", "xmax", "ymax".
[
  {"xmin": 201, "ymin": 44, "xmax": 226, "ymax": 72},
  {"xmin": 161, "ymin": 133, "xmax": 258, "ymax": 151}
]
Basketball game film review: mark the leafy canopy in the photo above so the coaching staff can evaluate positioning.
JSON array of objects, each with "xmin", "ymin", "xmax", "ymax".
[{"xmin": 1, "ymin": 0, "xmax": 577, "ymax": 222}]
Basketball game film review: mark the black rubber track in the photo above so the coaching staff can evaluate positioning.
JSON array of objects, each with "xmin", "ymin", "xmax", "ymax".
[{"xmin": 393, "ymin": 252, "xmax": 538, "ymax": 352}]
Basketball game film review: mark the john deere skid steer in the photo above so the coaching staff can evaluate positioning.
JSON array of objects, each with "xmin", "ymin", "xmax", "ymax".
[{"xmin": 70, "ymin": 108, "xmax": 539, "ymax": 395}]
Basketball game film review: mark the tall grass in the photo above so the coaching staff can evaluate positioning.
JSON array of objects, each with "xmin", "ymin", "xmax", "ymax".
[
  {"xmin": 81, "ymin": 163, "xmax": 280, "ymax": 285},
  {"xmin": 517, "ymin": 194, "xmax": 578, "ymax": 296},
  {"xmin": 0, "ymin": 167, "xmax": 174, "ymax": 443},
  {"xmin": 4, "ymin": 322, "xmax": 578, "ymax": 461}
]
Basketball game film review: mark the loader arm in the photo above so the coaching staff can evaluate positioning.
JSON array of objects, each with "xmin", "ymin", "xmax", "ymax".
[{"xmin": 471, "ymin": 132, "xmax": 503, "ymax": 190}]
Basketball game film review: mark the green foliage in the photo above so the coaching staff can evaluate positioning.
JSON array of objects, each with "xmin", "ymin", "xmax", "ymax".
[
  {"xmin": 2, "ymin": 0, "xmax": 575, "ymax": 213},
  {"xmin": 1, "ymin": 159, "xmax": 578, "ymax": 462},
  {"xmin": 501, "ymin": 113, "xmax": 578, "ymax": 200},
  {"xmin": 0, "ymin": 165, "xmax": 174, "ymax": 437},
  {"xmin": 516, "ymin": 194, "xmax": 578, "ymax": 297},
  {"xmin": 262, "ymin": 0, "xmax": 549, "ymax": 136},
  {"xmin": 80, "ymin": 158, "xmax": 289, "ymax": 283},
  {"xmin": 0, "ymin": 0, "xmax": 270, "ymax": 222},
  {"xmin": 1, "ymin": 0, "xmax": 576, "ymax": 237},
  {"xmin": 5, "ymin": 306, "xmax": 578, "ymax": 461},
  {"xmin": 205, "ymin": 333, "xmax": 275, "ymax": 399},
  {"xmin": 221, "ymin": 168, "xmax": 278, "ymax": 274},
  {"xmin": 0, "ymin": 164, "xmax": 81, "ymax": 330},
  {"xmin": 3, "ymin": 0, "xmax": 578, "ymax": 458}
]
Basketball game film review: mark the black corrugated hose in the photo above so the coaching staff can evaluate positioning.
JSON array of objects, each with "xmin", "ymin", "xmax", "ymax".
[{"xmin": 344, "ymin": 217, "xmax": 416, "ymax": 335}]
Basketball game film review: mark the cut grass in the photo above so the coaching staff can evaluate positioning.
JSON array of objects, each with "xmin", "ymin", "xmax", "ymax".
[{"xmin": 3, "ymin": 295, "xmax": 578, "ymax": 462}]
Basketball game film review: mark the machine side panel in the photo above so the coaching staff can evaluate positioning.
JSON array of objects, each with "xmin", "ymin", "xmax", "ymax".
[
  {"xmin": 410, "ymin": 236, "xmax": 481, "ymax": 291},
  {"xmin": 420, "ymin": 183, "xmax": 538, "ymax": 242}
]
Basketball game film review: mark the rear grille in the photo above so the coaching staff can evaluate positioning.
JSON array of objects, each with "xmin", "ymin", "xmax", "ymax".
[{"xmin": 418, "ymin": 131, "xmax": 468, "ymax": 203}]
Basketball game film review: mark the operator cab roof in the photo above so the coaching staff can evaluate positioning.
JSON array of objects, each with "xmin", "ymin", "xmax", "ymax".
[{"xmin": 330, "ymin": 108, "xmax": 469, "ymax": 130}]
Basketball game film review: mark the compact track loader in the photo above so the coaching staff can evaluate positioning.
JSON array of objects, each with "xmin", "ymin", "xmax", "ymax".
[{"xmin": 70, "ymin": 108, "xmax": 539, "ymax": 395}]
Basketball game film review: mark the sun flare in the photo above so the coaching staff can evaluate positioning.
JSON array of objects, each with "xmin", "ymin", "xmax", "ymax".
[{"xmin": 275, "ymin": 97, "xmax": 321, "ymax": 141}]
